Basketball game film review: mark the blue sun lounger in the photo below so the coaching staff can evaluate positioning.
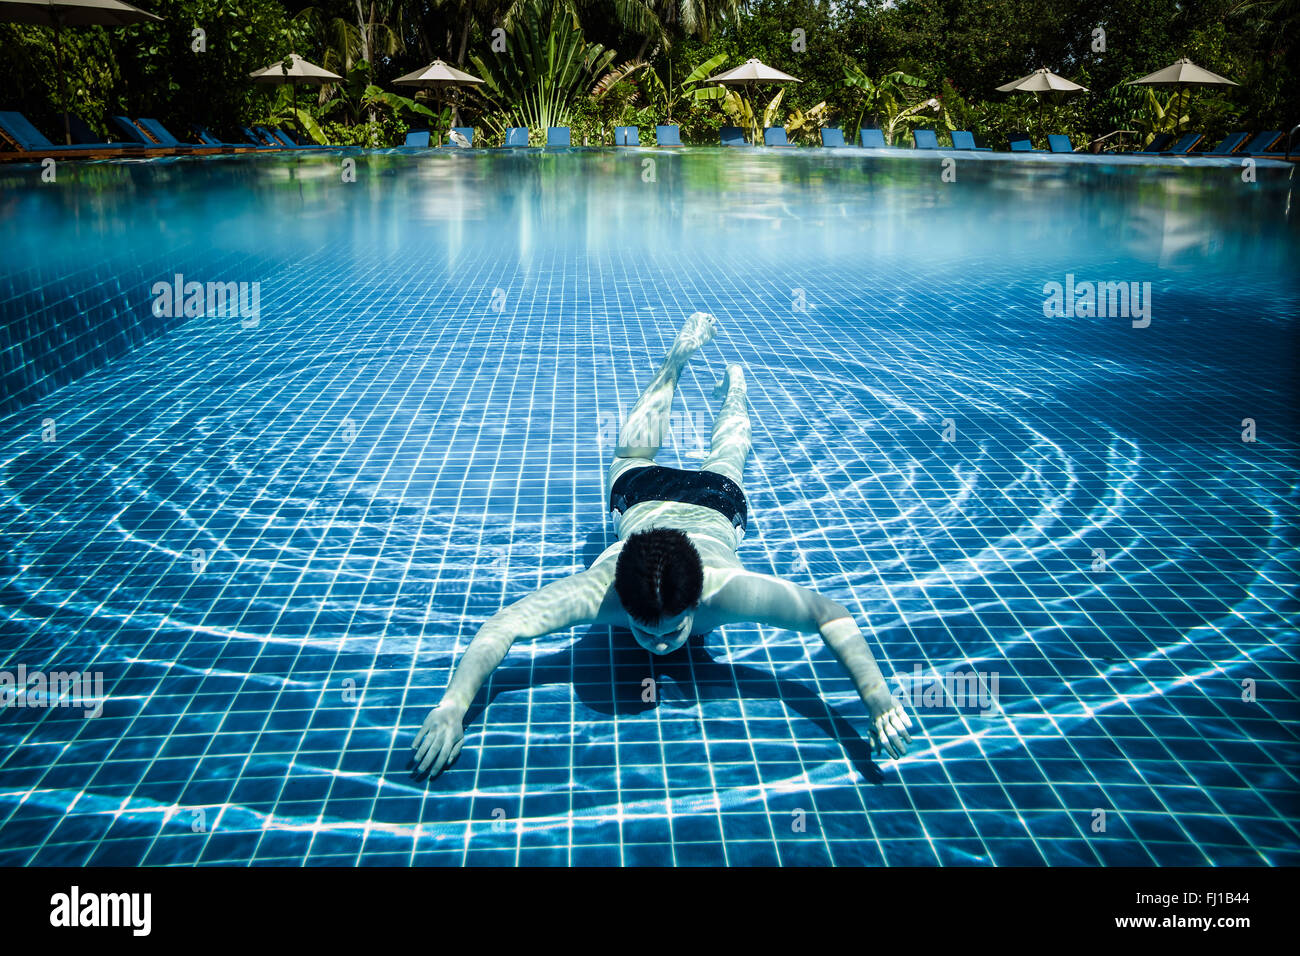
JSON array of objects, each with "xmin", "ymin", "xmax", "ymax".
[
  {"xmin": 859, "ymin": 128, "xmax": 889, "ymax": 148},
  {"xmin": 64, "ymin": 113, "xmax": 143, "ymax": 148},
  {"xmin": 255, "ymin": 126, "xmax": 292, "ymax": 146},
  {"xmin": 404, "ymin": 129, "xmax": 430, "ymax": 146},
  {"xmin": 1188, "ymin": 132, "xmax": 1249, "ymax": 156},
  {"xmin": 113, "ymin": 115, "xmax": 215, "ymax": 153},
  {"xmin": 117, "ymin": 115, "xmax": 224, "ymax": 151},
  {"xmin": 194, "ymin": 125, "xmax": 266, "ymax": 149},
  {"xmin": 546, "ymin": 127, "xmax": 571, "ymax": 147},
  {"xmin": 1160, "ymin": 133, "xmax": 1204, "ymax": 155},
  {"xmin": 134, "ymin": 117, "xmax": 187, "ymax": 145},
  {"xmin": 951, "ymin": 130, "xmax": 991, "ymax": 151},
  {"xmin": 240, "ymin": 126, "xmax": 283, "ymax": 148},
  {"xmin": 613, "ymin": 126, "xmax": 640, "ymax": 146},
  {"xmin": 763, "ymin": 127, "xmax": 793, "ymax": 147},
  {"xmin": 820, "ymin": 128, "xmax": 845, "ymax": 147},
  {"xmin": 439, "ymin": 127, "xmax": 474, "ymax": 147},
  {"xmin": 720, "ymin": 126, "xmax": 749, "ymax": 147},
  {"xmin": 1009, "ymin": 134, "xmax": 1046, "ymax": 152},
  {"xmin": 1048, "ymin": 134, "xmax": 1075, "ymax": 153},
  {"xmin": 504, "ymin": 127, "xmax": 530, "ymax": 147},
  {"xmin": 1238, "ymin": 131, "xmax": 1285, "ymax": 156},
  {"xmin": 111, "ymin": 115, "xmax": 167, "ymax": 146},
  {"xmin": 1133, "ymin": 133, "xmax": 1175, "ymax": 154},
  {"xmin": 135, "ymin": 117, "xmax": 230, "ymax": 153},
  {"xmin": 0, "ymin": 111, "xmax": 143, "ymax": 156},
  {"xmin": 256, "ymin": 126, "xmax": 291, "ymax": 147},
  {"xmin": 265, "ymin": 126, "xmax": 332, "ymax": 149},
  {"xmin": 655, "ymin": 125, "xmax": 683, "ymax": 147},
  {"xmin": 912, "ymin": 129, "xmax": 940, "ymax": 149}
]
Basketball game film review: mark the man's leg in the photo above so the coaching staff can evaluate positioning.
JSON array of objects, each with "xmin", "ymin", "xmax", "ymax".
[
  {"xmin": 607, "ymin": 312, "xmax": 717, "ymax": 491},
  {"xmin": 700, "ymin": 363, "xmax": 751, "ymax": 486}
]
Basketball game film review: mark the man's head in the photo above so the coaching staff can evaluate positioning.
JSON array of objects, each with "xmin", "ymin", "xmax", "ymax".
[{"xmin": 614, "ymin": 528, "xmax": 704, "ymax": 655}]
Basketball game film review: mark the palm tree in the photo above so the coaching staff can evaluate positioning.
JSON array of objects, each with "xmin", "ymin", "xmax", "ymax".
[
  {"xmin": 297, "ymin": 0, "xmax": 405, "ymax": 120},
  {"xmin": 1229, "ymin": 0, "xmax": 1300, "ymax": 55},
  {"xmin": 648, "ymin": 0, "xmax": 740, "ymax": 43},
  {"xmin": 471, "ymin": 0, "xmax": 617, "ymax": 134},
  {"xmin": 442, "ymin": 0, "xmax": 513, "ymax": 66}
]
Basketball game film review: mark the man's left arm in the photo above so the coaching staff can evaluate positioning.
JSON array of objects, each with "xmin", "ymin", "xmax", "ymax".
[{"xmin": 709, "ymin": 572, "xmax": 913, "ymax": 758}]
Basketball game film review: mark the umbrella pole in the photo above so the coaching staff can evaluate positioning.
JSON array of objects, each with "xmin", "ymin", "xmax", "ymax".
[{"xmin": 292, "ymin": 81, "xmax": 298, "ymax": 143}]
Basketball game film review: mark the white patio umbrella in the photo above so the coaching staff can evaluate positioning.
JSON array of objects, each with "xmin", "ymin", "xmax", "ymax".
[
  {"xmin": 249, "ymin": 54, "xmax": 341, "ymax": 142},
  {"xmin": 1126, "ymin": 58, "xmax": 1237, "ymax": 135},
  {"xmin": 706, "ymin": 57, "xmax": 801, "ymax": 142},
  {"xmin": 0, "ymin": 0, "xmax": 162, "ymax": 144},
  {"xmin": 392, "ymin": 58, "xmax": 483, "ymax": 138},
  {"xmin": 996, "ymin": 67, "xmax": 1089, "ymax": 143}
]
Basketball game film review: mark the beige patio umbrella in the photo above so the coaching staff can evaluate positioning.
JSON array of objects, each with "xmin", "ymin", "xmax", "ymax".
[
  {"xmin": 706, "ymin": 57, "xmax": 801, "ymax": 142},
  {"xmin": 0, "ymin": 0, "xmax": 162, "ymax": 144},
  {"xmin": 249, "ymin": 54, "xmax": 341, "ymax": 143},
  {"xmin": 393, "ymin": 58, "xmax": 484, "ymax": 140},
  {"xmin": 1126, "ymin": 58, "xmax": 1237, "ymax": 135},
  {"xmin": 996, "ymin": 67, "xmax": 1089, "ymax": 144}
]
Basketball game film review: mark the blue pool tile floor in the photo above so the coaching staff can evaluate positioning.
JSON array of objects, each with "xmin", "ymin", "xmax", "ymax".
[{"xmin": 0, "ymin": 234, "xmax": 1296, "ymax": 866}]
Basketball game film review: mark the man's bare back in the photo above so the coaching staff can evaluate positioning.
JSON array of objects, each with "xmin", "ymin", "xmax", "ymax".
[{"xmin": 413, "ymin": 312, "xmax": 913, "ymax": 777}]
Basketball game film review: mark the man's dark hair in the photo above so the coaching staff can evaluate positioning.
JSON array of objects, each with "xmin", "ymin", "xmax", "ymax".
[{"xmin": 614, "ymin": 529, "xmax": 704, "ymax": 624}]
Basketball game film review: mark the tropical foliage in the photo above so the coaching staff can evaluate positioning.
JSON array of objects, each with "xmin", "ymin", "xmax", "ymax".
[
  {"xmin": 471, "ymin": 0, "xmax": 617, "ymax": 137},
  {"xmin": 1130, "ymin": 88, "xmax": 1191, "ymax": 142},
  {"xmin": 637, "ymin": 53, "xmax": 727, "ymax": 122},
  {"xmin": 839, "ymin": 67, "xmax": 937, "ymax": 145},
  {"xmin": 1, "ymin": 0, "xmax": 1296, "ymax": 148}
]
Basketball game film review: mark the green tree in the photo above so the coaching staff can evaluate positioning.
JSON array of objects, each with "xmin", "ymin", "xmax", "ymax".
[{"xmin": 0, "ymin": 0, "xmax": 296, "ymax": 140}]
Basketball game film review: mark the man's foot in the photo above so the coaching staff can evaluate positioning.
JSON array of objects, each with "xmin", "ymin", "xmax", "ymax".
[
  {"xmin": 712, "ymin": 363, "xmax": 746, "ymax": 400},
  {"xmin": 671, "ymin": 312, "xmax": 717, "ymax": 359}
]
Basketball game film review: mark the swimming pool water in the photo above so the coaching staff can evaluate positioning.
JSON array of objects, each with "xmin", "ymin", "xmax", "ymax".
[{"xmin": 0, "ymin": 149, "xmax": 1297, "ymax": 865}]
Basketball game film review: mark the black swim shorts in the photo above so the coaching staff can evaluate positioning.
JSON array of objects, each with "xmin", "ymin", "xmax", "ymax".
[{"xmin": 609, "ymin": 465, "xmax": 747, "ymax": 531}]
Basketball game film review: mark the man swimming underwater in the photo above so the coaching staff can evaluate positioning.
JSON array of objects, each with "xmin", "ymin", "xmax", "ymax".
[{"xmin": 414, "ymin": 311, "xmax": 913, "ymax": 775}]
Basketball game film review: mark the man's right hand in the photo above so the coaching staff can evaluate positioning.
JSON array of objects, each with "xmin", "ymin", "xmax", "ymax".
[
  {"xmin": 863, "ymin": 687, "xmax": 913, "ymax": 760},
  {"xmin": 413, "ymin": 703, "xmax": 466, "ymax": 776}
]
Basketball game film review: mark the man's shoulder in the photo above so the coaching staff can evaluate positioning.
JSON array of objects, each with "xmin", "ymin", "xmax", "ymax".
[
  {"xmin": 588, "ymin": 540, "xmax": 624, "ymax": 571},
  {"xmin": 700, "ymin": 569, "xmax": 812, "ymax": 609},
  {"xmin": 698, "ymin": 571, "xmax": 835, "ymax": 633},
  {"xmin": 700, "ymin": 566, "xmax": 762, "ymax": 605}
]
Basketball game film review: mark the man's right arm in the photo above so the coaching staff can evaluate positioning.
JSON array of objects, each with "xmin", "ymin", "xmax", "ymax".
[
  {"xmin": 413, "ymin": 568, "xmax": 611, "ymax": 774},
  {"xmin": 440, "ymin": 569, "xmax": 609, "ymax": 709}
]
